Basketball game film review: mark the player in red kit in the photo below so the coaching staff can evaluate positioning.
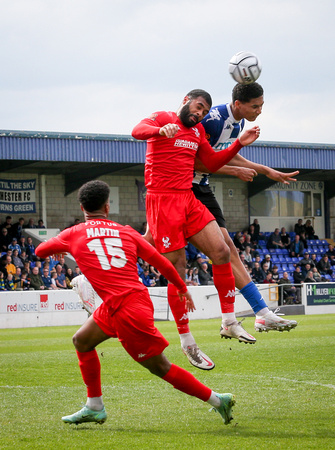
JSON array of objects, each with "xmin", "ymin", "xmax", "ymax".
[
  {"xmin": 132, "ymin": 89, "xmax": 260, "ymax": 370},
  {"xmin": 35, "ymin": 180, "xmax": 236, "ymax": 426}
]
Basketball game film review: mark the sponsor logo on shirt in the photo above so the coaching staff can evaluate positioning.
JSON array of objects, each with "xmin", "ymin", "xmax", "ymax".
[
  {"xmin": 138, "ymin": 353, "xmax": 147, "ymax": 359},
  {"xmin": 174, "ymin": 139, "xmax": 198, "ymax": 151}
]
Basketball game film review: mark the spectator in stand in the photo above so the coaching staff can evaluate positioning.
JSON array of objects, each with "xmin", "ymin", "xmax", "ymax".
[
  {"xmin": 271, "ymin": 265, "xmax": 280, "ymax": 282},
  {"xmin": 0, "ymin": 270, "xmax": 5, "ymax": 290},
  {"xmin": 8, "ymin": 237, "xmax": 21, "ymax": 254},
  {"xmin": 233, "ymin": 231, "xmax": 243, "ymax": 250},
  {"xmin": 33, "ymin": 260, "xmax": 43, "ymax": 274},
  {"xmin": 11, "ymin": 217, "xmax": 25, "ymax": 240},
  {"xmin": 185, "ymin": 242, "xmax": 199, "ymax": 262},
  {"xmin": 42, "ymin": 268, "xmax": 54, "ymax": 289},
  {"xmin": 267, "ymin": 228, "xmax": 284, "ymax": 250},
  {"xmin": 5, "ymin": 255, "xmax": 16, "ymax": 277},
  {"xmin": 19, "ymin": 236, "xmax": 28, "ymax": 254},
  {"xmin": 280, "ymin": 227, "xmax": 291, "ymax": 250},
  {"xmin": 50, "ymin": 271, "xmax": 59, "ymax": 289},
  {"xmin": 304, "ymin": 219, "xmax": 318, "ymax": 240},
  {"xmin": 302, "ymin": 263, "xmax": 312, "ymax": 278},
  {"xmin": 243, "ymin": 233, "xmax": 258, "ymax": 254},
  {"xmin": 310, "ymin": 253, "xmax": 318, "ymax": 267},
  {"xmin": 12, "ymin": 249, "xmax": 24, "ymax": 269},
  {"xmin": 30, "ymin": 266, "xmax": 46, "ymax": 290},
  {"xmin": 20, "ymin": 271, "xmax": 32, "ymax": 290},
  {"xmin": 13, "ymin": 267, "xmax": 22, "ymax": 290},
  {"xmin": 298, "ymin": 252, "xmax": 315, "ymax": 273},
  {"xmin": 5, "ymin": 273, "xmax": 15, "ymax": 291},
  {"xmin": 289, "ymin": 234, "xmax": 305, "ymax": 257},
  {"xmin": 249, "ymin": 219, "xmax": 261, "ymax": 241},
  {"xmin": 261, "ymin": 254, "xmax": 273, "ymax": 271},
  {"xmin": 26, "ymin": 236, "xmax": 37, "ymax": 261},
  {"xmin": 65, "ymin": 268, "xmax": 75, "ymax": 288},
  {"xmin": 198, "ymin": 263, "xmax": 214, "ymax": 285},
  {"xmin": 326, "ymin": 244, "xmax": 335, "ymax": 266},
  {"xmin": 247, "ymin": 224, "xmax": 259, "ymax": 246},
  {"xmin": 278, "ymin": 272, "xmax": 297, "ymax": 304},
  {"xmin": 299, "ymin": 231, "xmax": 308, "ymax": 249},
  {"xmin": 37, "ymin": 219, "xmax": 46, "ymax": 228},
  {"xmin": 140, "ymin": 268, "xmax": 156, "ymax": 287},
  {"xmin": 1, "ymin": 216, "xmax": 13, "ymax": 236},
  {"xmin": 0, "ymin": 228, "xmax": 11, "ymax": 252},
  {"xmin": 58, "ymin": 256, "xmax": 69, "ymax": 274},
  {"xmin": 186, "ymin": 267, "xmax": 199, "ymax": 286},
  {"xmin": 251, "ymin": 262, "xmax": 265, "ymax": 284},
  {"xmin": 293, "ymin": 266, "xmax": 304, "ymax": 302},
  {"xmin": 24, "ymin": 218, "xmax": 36, "ymax": 229},
  {"xmin": 312, "ymin": 267, "xmax": 324, "ymax": 283},
  {"xmin": 251, "ymin": 254, "xmax": 262, "ymax": 269},
  {"xmin": 72, "ymin": 266, "xmax": 82, "ymax": 278},
  {"xmin": 304, "ymin": 270, "xmax": 315, "ymax": 283},
  {"xmin": 261, "ymin": 262, "xmax": 271, "ymax": 277},
  {"xmin": 20, "ymin": 251, "xmax": 29, "ymax": 266},
  {"xmin": 23, "ymin": 260, "xmax": 31, "ymax": 275},
  {"xmin": 316, "ymin": 254, "xmax": 333, "ymax": 276},
  {"xmin": 149, "ymin": 265, "xmax": 161, "ymax": 286},
  {"xmin": 263, "ymin": 272, "xmax": 275, "ymax": 284},
  {"xmin": 294, "ymin": 219, "xmax": 305, "ymax": 236},
  {"xmin": 55, "ymin": 264, "xmax": 67, "ymax": 289},
  {"xmin": 242, "ymin": 246, "xmax": 253, "ymax": 266}
]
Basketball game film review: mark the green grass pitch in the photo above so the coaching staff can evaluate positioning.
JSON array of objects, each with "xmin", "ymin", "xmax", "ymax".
[{"xmin": 1, "ymin": 314, "xmax": 335, "ymax": 449}]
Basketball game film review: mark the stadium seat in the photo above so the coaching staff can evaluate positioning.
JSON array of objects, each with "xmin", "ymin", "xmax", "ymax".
[
  {"xmin": 272, "ymin": 255, "xmax": 280, "ymax": 263},
  {"xmin": 278, "ymin": 255, "xmax": 286, "ymax": 263},
  {"xmin": 281, "ymin": 264, "xmax": 288, "ymax": 271},
  {"xmin": 285, "ymin": 256, "xmax": 292, "ymax": 262},
  {"xmin": 321, "ymin": 239, "xmax": 328, "ymax": 245},
  {"xmin": 291, "ymin": 257, "xmax": 299, "ymax": 263},
  {"xmin": 288, "ymin": 264, "xmax": 295, "ymax": 271},
  {"xmin": 307, "ymin": 240, "xmax": 315, "ymax": 246}
]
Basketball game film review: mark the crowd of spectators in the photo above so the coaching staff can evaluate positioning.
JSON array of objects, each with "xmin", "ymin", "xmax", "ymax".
[
  {"xmin": 0, "ymin": 215, "xmax": 82, "ymax": 291},
  {"xmin": 2, "ymin": 216, "xmax": 335, "ymax": 299}
]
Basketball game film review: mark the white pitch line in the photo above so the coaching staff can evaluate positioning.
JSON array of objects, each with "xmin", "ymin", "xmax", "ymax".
[{"xmin": 270, "ymin": 377, "xmax": 335, "ymax": 390}]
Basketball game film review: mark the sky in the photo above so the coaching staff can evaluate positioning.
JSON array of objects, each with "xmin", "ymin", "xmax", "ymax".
[{"xmin": 1, "ymin": 0, "xmax": 335, "ymax": 145}]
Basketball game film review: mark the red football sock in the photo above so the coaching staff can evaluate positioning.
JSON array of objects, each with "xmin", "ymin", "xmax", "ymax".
[
  {"xmin": 162, "ymin": 363, "xmax": 211, "ymax": 402},
  {"xmin": 212, "ymin": 262, "xmax": 236, "ymax": 313},
  {"xmin": 167, "ymin": 283, "xmax": 190, "ymax": 334},
  {"xmin": 76, "ymin": 349, "xmax": 102, "ymax": 398}
]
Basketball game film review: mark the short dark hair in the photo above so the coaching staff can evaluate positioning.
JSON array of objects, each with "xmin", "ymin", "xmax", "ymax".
[
  {"xmin": 78, "ymin": 180, "xmax": 110, "ymax": 212},
  {"xmin": 186, "ymin": 89, "xmax": 212, "ymax": 108},
  {"xmin": 232, "ymin": 82, "xmax": 263, "ymax": 103}
]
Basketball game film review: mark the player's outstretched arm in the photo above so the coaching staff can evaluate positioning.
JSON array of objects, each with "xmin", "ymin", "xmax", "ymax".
[{"xmin": 224, "ymin": 153, "xmax": 299, "ymax": 185}]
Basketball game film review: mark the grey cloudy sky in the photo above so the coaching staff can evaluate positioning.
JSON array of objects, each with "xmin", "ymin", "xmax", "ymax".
[{"xmin": 1, "ymin": 0, "xmax": 335, "ymax": 144}]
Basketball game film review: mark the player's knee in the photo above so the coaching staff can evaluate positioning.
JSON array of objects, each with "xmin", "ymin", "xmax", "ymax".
[
  {"xmin": 72, "ymin": 332, "xmax": 89, "ymax": 352},
  {"xmin": 212, "ymin": 241, "xmax": 230, "ymax": 264}
]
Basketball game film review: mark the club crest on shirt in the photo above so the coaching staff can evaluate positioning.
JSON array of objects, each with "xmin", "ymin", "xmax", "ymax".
[
  {"xmin": 162, "ymin": 237, "xmax": 171, "ymax": 249},
  {"xmin": 148, "ymin": 113, "xmax": 158, "ymax": 121},
  {"xmin": 192, "ymin": 127, "xmax": 200, "ymax": 138}
]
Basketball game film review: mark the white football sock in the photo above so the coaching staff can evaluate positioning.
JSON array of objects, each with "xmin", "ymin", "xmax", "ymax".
[
  {"xmin": 179, "ymin": 332, "xmax": 196, "ymax": 349},
  {"xmin": 222, "ymin": 313, "xmax": 236, "ymax": 324},
  {"xmin": 86, "ymin": 396, "xmax": 104, "ymax": 411},
  {"xmin": 255, "ymin": 307, "xmax": 270, "ymax": 318},
  {"xmin": 207, "ymin": 391, "xmax": 221, "ymax": 408}
]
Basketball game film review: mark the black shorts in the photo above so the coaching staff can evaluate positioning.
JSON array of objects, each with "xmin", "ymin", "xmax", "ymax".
[{"xmin": 192, "ymin": 184, "xmax": 226, "ymax": 228}]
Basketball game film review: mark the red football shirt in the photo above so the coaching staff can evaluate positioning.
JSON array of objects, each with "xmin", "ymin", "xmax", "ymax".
[
  {"xmin": 132, "ymin": 111, "xmax": 243, "ymax": 190},
  {"xmin": 36, "ymin": 219, "xmax": 186, "ymax": 312}
]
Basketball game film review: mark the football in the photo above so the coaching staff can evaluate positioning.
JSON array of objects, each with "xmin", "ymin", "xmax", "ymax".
[{"xmin": 228, "ymin": 51, "xmax": 262, "ymax": 85}]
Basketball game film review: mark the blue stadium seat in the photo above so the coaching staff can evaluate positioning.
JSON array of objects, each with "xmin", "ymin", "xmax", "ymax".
[
  {"xmin": 272, "ymin": 255, "xmax": 280, "ymax": 263},
  {"xmin": 291, "ymin": 257, "xmax": 299, "ymax": 263},
  {"xmin": 278, "ymin": 255, "xmax": 286, "ymax": 263},
  {"xmin": 288, "ymin": 264, "xmax": 295, "ymax": 271},
  {"xmin": 307, "ymin": 240, "xmax": 315, "ymax": 246},
  {"xmin": 281, "ymin": 264, "xmax": 288, "ymax": 271}
]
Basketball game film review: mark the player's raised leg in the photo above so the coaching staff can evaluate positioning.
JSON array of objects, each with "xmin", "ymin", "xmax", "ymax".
[
  {"xmin": 140, "ymin": 353, "xmax": 235, "ymax": 425},
  {"xmin": 162, "ymin": 247, "xmax": 215, "ymax": 370},
  {"xmin": 189, "ymin": 220, "xmax": 256, "ymax": 344},
  {"xmin": 61, "ymin": 316, "xmax": 110, "ymax": 425},
  {"xmin": 221, "ymin": 227, "xmax": 297, "ymax": 333}
]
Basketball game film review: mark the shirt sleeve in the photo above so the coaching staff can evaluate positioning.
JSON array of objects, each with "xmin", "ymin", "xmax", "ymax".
[
  {"xmin": 131, "ymin": 112, "xmax": 167, "ymax": 140},
  {"xmin": 35, "ymin": 229, "xmax": 72, "ymax": 258},
  {"xmin": 196, "ymin": 135, "xmax": 243, "ymax": 172}
]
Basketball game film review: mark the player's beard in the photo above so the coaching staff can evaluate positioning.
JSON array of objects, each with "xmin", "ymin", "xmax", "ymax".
[{"xmin": 179, "ymin": 103, "xmax": 199, "ymax": 127}]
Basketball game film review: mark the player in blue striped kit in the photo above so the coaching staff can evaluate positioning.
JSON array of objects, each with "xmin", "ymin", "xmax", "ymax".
[{"xmin": 192, "ymin": 83, "xmax": 299, "ymax": 344}]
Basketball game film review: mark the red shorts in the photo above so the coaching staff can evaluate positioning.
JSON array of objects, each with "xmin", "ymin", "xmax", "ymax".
[
  {"xmin": 93, "ymin": 290, "xmax": 169, "ymax": 362},
  {"xmin": 146, "ymin": 189, "xmax": 215, "ymax": 253}
]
